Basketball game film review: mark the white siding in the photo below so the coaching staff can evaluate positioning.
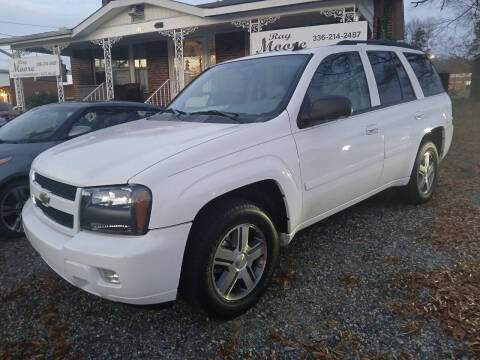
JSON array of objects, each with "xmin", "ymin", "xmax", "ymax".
[{"xmin": 145, "ymin": 5, "xmax": 183, "ymax": 20}]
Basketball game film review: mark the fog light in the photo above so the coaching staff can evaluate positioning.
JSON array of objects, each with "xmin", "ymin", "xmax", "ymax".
[{"xmin": 98, "ymin": 268, "xmax": 120, "ymax": 284}]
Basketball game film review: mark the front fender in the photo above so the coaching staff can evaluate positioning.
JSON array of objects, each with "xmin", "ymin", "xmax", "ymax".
[{"xmin": 131, "ymin": 135, "xmax": 303, "ymax": 232}]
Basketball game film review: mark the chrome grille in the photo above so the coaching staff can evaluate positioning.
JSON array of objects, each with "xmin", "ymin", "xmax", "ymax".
[
  {"xmin": 31, "ymin": 173, "xmax": 79, "ymax": 234},
  {"xmin": 36, "ymin": 200, "xmax": 74, "ymax": 228},
  {"xmin": 35, "ymin": 173, "xmax": 77, "ymax": 201}
]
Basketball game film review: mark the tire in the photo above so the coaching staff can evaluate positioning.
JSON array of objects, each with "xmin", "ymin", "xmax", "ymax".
[
  {"xmin": 180, "ymin": 198, "xmax": 279, "ymax": 319},
  {"xmin": 400, "ymin": 141, "xmax": 439, "ymax": 205},
  {"xmin": 0, "ymin": 179, "xmax": 30, "ymax": 238}
]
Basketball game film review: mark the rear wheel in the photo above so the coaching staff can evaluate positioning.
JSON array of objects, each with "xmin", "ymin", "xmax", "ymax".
[
  {"xmin": 400, "ymin": 141, "xmax": 439, "ymax": 204},
  {"xmin": 0, "ymin": 179, "xmax": 29, "ymax": 238},
  {"xmin": 180, "ymin": 199, "xmax": 279, "ymax": 319}
]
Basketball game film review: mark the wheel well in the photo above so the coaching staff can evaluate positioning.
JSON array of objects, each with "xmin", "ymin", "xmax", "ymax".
[
  {"xmin": 424, "ymin": 127, "xmax": 444, "ymax": 158},
  {"xmin": 192, "ymin": 180, "xmax": 289, "ymax": 234}
]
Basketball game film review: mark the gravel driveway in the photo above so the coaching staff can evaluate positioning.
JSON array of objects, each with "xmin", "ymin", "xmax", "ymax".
[{"xmin": 1, "ymin": 100, "xmax": 478, "ymax": 360}]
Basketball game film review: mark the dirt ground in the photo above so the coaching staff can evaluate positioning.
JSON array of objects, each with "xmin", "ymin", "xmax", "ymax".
[{"xmin": 0, "ymin": 100, "xmax": 479, "ymax": 360}]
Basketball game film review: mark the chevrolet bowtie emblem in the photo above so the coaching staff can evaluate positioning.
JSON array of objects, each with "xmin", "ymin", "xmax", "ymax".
[{"xmin": 39, "ymin": 192, "xmax": 51, "ymax": 206}]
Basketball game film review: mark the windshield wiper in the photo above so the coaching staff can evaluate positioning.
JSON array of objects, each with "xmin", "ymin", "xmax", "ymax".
[
  {"xmin": 189, "ymin": 110, "xmax": 241, "ymax": 122},
  {"xmin": 161, "ymin": 108, "xmax": 187, "ymax": 116}
]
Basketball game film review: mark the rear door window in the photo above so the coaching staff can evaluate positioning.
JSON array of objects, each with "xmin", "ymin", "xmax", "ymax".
[
  {"xmin": 367, "ymin": 51, "xmax": 416, "ymax": 106},
  {"xmin": 404, "ymin": 53, "xmax": 445, "ymax": 97}
]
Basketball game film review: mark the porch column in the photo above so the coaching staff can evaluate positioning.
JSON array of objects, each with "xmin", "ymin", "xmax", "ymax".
[
  {"xmin": 159, "ymin": 27, "xmax": 197, "ymax": 96},
  {"xmin": 12, "ymin": 50, "xmax": 25, "ymax": 111},
  {"xmin": 231, "ymin": 16, "xmax": 280, "ymax": 54},
  {"xmin": 92, "ymin": 37, "xmax": 122, "ymax": 100},
  {"xmin": 45, "ymin": 43, "xmax": 69, "ymax": 103}
]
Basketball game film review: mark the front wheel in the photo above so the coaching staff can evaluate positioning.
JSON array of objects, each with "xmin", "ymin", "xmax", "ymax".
[
  {"xmin": 0, "ymin": 179, "xmax": 30, "ymax": 238},
  {"xmin": 400, "ymin": 141, "xmax": 439, "ymax": 204},
  {"xmin": 180, "ymin": 199, "xmax": 279, "ymax": 319}
]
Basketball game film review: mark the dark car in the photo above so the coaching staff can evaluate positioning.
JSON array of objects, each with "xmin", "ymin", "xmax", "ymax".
[
  {"xmin": 0, "ymin": 101, "xmax": 161, "ymax": 237},
  {"xmin": 0, "ymin": 102, "xmax": 12, "ymax": 127}
]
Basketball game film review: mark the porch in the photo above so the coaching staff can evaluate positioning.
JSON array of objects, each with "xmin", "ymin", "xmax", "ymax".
[{"xmin": 70, "ymin": 6, "xmax": 371, "ymax": 106}]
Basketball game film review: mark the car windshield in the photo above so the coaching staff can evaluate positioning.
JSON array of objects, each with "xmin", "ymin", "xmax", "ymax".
[
  {"xmin": 0, "ymin": 103, "xmax": 11, "ymax": 111},
  {"xmin": 0, "ymin": 105, "xmax": 77, "ymax": 143},
  {"xmin": 163, "ymin": 54, "xmax": 310, "ymax": 123}
]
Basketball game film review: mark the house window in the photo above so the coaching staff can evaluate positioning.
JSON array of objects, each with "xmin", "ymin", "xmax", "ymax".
[
  {"xmin": 94, "ymin": 59, "xmax": 130, "ymax": 85},
  {"xmin": 133, "ymin": 45, "xmax": 148, "ymax": 92},
  {"xmin": 130, "ymin": 4, "xmax": 145, "ymax": 23},
  {"xmin": 134, "ymin": 59, "xmax": 147, "ymax": 69}
]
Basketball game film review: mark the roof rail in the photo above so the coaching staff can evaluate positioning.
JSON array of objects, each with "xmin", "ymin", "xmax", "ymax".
[{"xmin": 337, "ymin": 40, "xmax": 420, "ymax": 51}]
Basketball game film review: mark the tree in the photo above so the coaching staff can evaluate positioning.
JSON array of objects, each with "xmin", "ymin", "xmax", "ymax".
[
  {"xmin": 405, "ymin": 17, "xmax": 437, "ymax": 53},
  {"xmin": 411, "ymin": 0, "xmax": 480, "ymax": 26}
]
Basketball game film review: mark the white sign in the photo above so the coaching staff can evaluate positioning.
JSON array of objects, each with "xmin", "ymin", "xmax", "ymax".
[
  {"xmin": 9, "ymin": 55, "xmax": 60, "ymax": 79},
  {"xmin": 251, "ymin": 21, "xmax": 368, "ymax": 54}
]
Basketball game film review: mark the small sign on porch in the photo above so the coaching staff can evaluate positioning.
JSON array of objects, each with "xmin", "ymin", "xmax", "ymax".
[
  {"xmin": 8, "ymin": 55, "xmax": 61, "ymax": 79},
  {"xmin": 251, "ymin": 21, "xmax": 368, "ymax": 54}
]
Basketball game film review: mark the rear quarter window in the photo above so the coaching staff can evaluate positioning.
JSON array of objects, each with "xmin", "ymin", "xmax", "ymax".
[{"xmin": 405, "ymin": 53, "xmax": 445, "ymax": 97}]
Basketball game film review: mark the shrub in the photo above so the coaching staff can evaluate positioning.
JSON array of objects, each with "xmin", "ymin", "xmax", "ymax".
[{"xmin": 26, "ymin": 92, "xmax": 58, "ymax": 109}]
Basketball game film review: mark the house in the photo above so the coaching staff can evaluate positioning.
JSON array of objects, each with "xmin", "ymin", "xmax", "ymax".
[{"xmin": 0, "ymin": 0, "xmax": 404, "ymax": 109}]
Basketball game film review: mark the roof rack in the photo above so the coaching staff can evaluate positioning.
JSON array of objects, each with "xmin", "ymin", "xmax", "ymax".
[{"xmin": 337, "ymin": 40, "xmax": 420, "ymax": 51}]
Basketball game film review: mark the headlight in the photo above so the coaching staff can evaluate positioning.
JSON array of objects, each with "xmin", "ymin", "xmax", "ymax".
[{"xmin": 80, "ymin": 185, "xmax": 152, "ymax": 235}]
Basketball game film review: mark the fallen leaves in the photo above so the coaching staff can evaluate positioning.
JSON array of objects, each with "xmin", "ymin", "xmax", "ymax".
[
  {"xmin": 269, "ymin": 331, "xmax": 344, "ymax": 360},
  {"xmin": 387, "ymin": 99, "xmax": 480, "ymax": 356},
  {"xmin": 399, "ymin": 263, "xmax": 480, "ymax": 355},
  {"xmin": 271, "ymin": 265, "xmax": 300, "ymax": 293}
]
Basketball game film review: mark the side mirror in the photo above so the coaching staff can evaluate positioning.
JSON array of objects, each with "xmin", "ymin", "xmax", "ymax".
[
  {"xmin": 68, "ymin": 125, "xmax": 92, "ymax": 138},
  {"xmin": 298, "ymin": 95, "xmax": 353, "ymax": 129}
]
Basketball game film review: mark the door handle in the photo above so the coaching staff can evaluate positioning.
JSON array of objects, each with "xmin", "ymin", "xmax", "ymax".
[
  {"xmin": 415, "ymin": 113, "xmax": 424, "ymax": 120},
  {"xmin": 366, "ymin": 126, "xmax": 379, "ymax": 135}
]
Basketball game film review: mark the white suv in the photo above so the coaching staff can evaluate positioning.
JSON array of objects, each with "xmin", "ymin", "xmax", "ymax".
[{"xmin": 23, "ymin": 41, "xmax": 453, "ymax": 318}]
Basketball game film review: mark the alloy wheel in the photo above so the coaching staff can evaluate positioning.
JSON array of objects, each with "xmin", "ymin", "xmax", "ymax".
[
  {"xmin": 417, "ymin": 150, "xmax": 436, "ymax": 196},
  {"xmin": 211, "ymin": 224, "xmax": 267, "ymax": 301},
  {"xmin": 1, "ymin": 185, "xmax": 30, "ymax": 233}
]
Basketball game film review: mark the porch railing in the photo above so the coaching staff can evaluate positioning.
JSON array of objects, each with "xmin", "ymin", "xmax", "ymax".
[
  {"xmin": 83, "ymin": 82, "xmax": 107, "ymax": 102},
  {"xmin": 145, "ymin": 79, "xmax": 171, "ymax": 107}
]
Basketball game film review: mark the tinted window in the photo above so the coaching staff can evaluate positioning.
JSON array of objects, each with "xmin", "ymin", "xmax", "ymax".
[
  {"xmin": 101, "ymin": 108, "xmax": 158, "ymax": 127},
  {"xmin": 69, "ymin": 107, "xmax": 159, "ymax": 133},
  {"xmin": 405, "ymin": 53, "xmax": 445, "ymax": 97},
  {"xmin": 302, "ymin": 52, "xmax": 371, "ymax": 117},
  {"xmin": 70, "ymin": 109, "xmax": 112, "ymax": 132},
  {"xmin": 368, "ymin": 51, "xmax": 416, "ymax": 106},
  {"xmin": 0, "ymin": 105, "xmax": 77, "ymax": 143},
  {"xmin": 168, "ymin": 55, "xmax": 310, "ymax": 122}
]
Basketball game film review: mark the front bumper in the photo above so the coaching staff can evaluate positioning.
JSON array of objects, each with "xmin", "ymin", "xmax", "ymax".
[{"xmin": 23, "ymin": 199, "xmax": 191, "ymax": 305}]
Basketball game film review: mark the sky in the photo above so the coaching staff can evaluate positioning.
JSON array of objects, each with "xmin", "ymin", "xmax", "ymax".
[{"xmin": 0, "ymin": 0, "xmax": 451, "ymax": 70}]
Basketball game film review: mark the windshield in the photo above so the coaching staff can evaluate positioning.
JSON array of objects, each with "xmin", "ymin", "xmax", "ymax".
[
  {"xmin": 166, "ymin": 54, "xmax": 310, "ymax": 123},
  {"xmin": 0, "ymin": 103, "xmax": 11, "ymax": 111},
  {"xmin": 0, "ymin": 105, "xmax": 77, "ymax": 143}
]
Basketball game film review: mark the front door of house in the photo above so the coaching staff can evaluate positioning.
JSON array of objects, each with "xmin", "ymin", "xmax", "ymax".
[{"xmin": 183, "ymin": 36, "xmax": 216, "ymax": 86}]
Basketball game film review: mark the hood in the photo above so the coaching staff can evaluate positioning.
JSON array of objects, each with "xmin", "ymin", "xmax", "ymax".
[
  {"xmin": 0, "ymin": 141, "xmax": 56, "ymax": 160},
  {"xmin": 32, "ymin": 119, "xmax": 241, "ymax": 187}
]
